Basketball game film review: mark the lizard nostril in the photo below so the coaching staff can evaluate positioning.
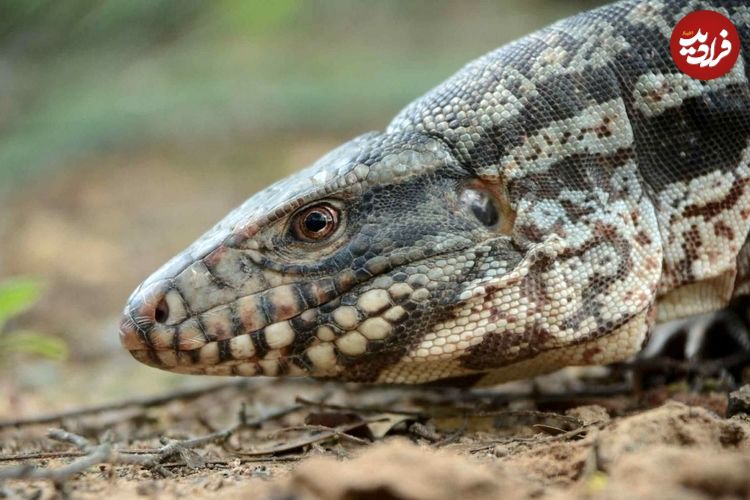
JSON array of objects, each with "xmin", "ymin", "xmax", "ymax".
[{"xmin": 154, "ymin": 296, "xmax": 170, "ymax": 324}]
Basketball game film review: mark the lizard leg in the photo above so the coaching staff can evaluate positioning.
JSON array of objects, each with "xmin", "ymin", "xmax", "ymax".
[
  {"xmin": 644, "ymin": 307, "xmax": 750, "ymax": 362},
  {"xmin": 646, "ymin": 231, "xmax": 750, "ymax": 368},
  {"xmin": 639, "ymin": 299, "xmax": 750, "ymax": 388}
]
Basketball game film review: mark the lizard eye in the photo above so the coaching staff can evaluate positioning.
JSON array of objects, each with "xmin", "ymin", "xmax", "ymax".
[
  {"xmin": 292, "ymin": 203, "xmax": 340, "ymax": 241},
  {"xmin": 461, "ymin": 188, "xmax": 499, "ymax": 227}
]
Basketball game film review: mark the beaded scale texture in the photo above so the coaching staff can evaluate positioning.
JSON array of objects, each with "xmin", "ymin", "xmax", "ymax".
[{"xmin": 120, "ymin": 0, "xmax": 750, "ymax": 385}]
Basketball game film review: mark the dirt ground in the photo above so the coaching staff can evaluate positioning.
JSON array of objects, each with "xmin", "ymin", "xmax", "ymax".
[
  {"xmin": 2, "ymin": 379, "xmax": 750, "ymax": 499},
  {"xmin": 2, "ymin": 142, "xmax": 750, "ymax": 499}
]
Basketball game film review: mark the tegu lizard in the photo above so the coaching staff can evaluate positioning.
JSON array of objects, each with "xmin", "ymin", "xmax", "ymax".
[{"xmin": 119, "ymin": 0, "xmax": 750, "ymax": 385}]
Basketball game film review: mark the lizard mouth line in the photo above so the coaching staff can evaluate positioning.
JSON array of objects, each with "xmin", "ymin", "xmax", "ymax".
[
  {"xmin": 121, "ymin": 239, "xmax": 485, "ymax": 353},
  {"xmin": 120, "ymin": 239, "xmax": 499, "ymax": 378},
  {"xmin": 128, "ymin": 345, "xmax": 308, "ymax": 377}
]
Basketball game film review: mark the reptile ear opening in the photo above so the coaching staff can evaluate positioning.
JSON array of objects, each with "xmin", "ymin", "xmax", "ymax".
[
  {"xmin": 460, "ymin": 183, "xmax": 515, "ymax": 235},
  {"xmin": 461, "ymin": 188, "xmax": 500, "ymax": 227}
]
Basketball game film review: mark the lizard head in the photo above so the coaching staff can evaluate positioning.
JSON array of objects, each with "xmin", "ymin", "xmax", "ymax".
[
  {"xmin": 120, "ymin": 125, "xmax": 658, "ymax": 384},
  {"xmin": 120, "ymin": 132, "xmax": 526, "ymax": 384}
]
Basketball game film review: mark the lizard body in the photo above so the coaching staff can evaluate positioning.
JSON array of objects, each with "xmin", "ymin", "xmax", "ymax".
[{"xmin": 120, "ymin": 0, "xmax": 750, "ymax": 385}]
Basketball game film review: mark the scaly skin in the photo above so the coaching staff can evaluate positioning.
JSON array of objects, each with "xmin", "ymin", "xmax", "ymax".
[{"xmin": 120, "ymin": 0, "xmax": 750, "ymax": 385}]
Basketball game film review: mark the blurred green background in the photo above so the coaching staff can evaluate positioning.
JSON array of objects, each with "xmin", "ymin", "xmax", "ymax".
[{"xmin": 0, "ymin": 0, "xmax": 604, "ymax": 414}]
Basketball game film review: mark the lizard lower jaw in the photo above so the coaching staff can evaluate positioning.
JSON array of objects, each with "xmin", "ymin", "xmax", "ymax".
[
  {"xmin": 125, "ymin": 344, "xmax": 314, "ymax": 377},
  {"xmin": 120, "ymin": 238, "xmax": 451, "ymax": 380}
]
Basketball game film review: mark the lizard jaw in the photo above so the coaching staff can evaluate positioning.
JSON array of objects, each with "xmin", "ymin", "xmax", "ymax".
[{"xmin": 118, "ymin": 254, "xmax": 419, "ymax": 378}]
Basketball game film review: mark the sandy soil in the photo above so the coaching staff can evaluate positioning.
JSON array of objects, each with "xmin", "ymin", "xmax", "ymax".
[{"xmin": 2, "ymin": 380, "xmax": 749, "ymax": 500}]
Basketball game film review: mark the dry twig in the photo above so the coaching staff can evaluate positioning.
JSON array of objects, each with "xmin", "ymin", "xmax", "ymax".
[
  {"xmin": 0, "ymin": 380, "xmax": 250, "ymax": 429},
  {"xmin": 0, "ymin": 401, "xmax": 302, "ymax": 485}
]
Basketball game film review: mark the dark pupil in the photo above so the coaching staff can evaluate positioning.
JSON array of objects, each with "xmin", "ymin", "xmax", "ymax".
[{"xmin": 304, "ymin": 211, "xmax": 329, "ymax": 232}]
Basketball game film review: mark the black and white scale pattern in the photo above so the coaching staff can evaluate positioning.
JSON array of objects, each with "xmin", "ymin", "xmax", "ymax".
[{"xmin": 120, "ymin": 0, "xmax": 750, "ymax": 385}]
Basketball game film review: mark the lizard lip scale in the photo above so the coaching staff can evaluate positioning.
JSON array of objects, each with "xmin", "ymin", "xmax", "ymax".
[
  {"xmin": 120, "ymin": 0, "xmax": 750, "ymax": 385},
  {"xmin": 118, "ymin": 232, "xmax": 439, "ymax": 378}
]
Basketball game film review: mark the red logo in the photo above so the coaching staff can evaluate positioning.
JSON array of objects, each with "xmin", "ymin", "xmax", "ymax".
[{"xmin": 670, "ymin": 10, "xmax": 740, "ymax": 80}]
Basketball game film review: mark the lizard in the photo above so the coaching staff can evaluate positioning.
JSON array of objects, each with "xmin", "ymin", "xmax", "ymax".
[{"xmin": 119, "ymin": 0, "xmax": 750, "ymax": 386}]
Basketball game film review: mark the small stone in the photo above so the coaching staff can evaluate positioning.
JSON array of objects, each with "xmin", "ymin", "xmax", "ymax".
[{"xmin": 728, "ymin": 384, "xmax": 750, "ymax": 417}]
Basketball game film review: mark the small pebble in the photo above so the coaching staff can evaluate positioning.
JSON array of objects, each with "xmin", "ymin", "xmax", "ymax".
[{"xmin": 727, "ymin": 384, "xmax": 750, "ymax": 417}]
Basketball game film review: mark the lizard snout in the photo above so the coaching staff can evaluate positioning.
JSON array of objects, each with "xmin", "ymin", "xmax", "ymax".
[{"xmin": 119, "ymin": 279, "xmax": 184, "ymax": 351}]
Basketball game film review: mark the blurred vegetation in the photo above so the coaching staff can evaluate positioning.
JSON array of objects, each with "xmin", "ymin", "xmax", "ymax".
[
  {"xmin": 0, "ymin": 278, "xmax": 68, "ymax": 362},
  {"xmin": 0, "ymin": 0, "xmax": 603, "ymax": 193}
]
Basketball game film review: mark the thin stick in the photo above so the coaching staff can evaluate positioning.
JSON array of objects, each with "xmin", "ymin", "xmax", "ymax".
[
  {"xmin": 0, "ymin": 452, "xmax": 86, "ymax": 463},
  {"xmin": 0, "ymin": 380, "xmax": 250, "ymax": 429},
  {"xmin": 238, "ymin": 421, "xmax": 373, "ymax": 457},
  {"xmin": 0, "ymin": 444, "xmax": 113, "ymax": 482},
  {"xmin": 295, "ymin": 396, "xmax": 425, "ymax": 417},
  {"xmin": 0, "ymin": 401, "xmax": 301, "ymax": 483}
]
